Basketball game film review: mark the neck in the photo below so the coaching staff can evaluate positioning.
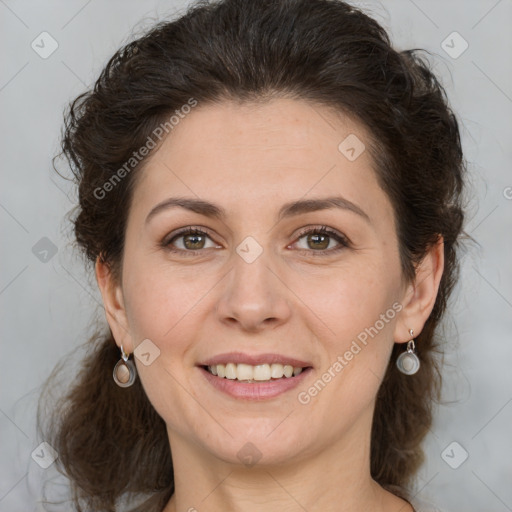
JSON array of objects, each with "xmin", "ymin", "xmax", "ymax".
[{"xmin": 162, "ymin": 407, "xmax": 412, "ymax": 512}]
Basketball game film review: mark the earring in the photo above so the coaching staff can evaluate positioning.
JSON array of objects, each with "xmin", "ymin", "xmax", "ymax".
[
  {"xmin": 113, "ymin": 343, "xmax": 137, "ymax": 387},
  {"xmin": 396, "ymin": 329, "xmax": 420, "ymax": 375}
]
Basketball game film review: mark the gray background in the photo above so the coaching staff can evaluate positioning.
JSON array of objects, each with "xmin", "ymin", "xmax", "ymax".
[{"xmin": 1, "ymin": 0, "xmax": 511, "ymax": 510}]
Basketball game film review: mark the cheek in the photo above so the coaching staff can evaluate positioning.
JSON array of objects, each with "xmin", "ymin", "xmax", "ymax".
[
  {"xmin": 122, "ymin": 262, "xmax": 209, "ymax": 433},
  {"xmin": 305, "ymin": 258, "xmax": 400, "ymax": 338},
  {"xmin": 122, "ymin": 257, "xmax": 210, "ymax": 344},
  {"xmin": 300, "ymin": 257, "xmax": 401, "ymax": 401}
]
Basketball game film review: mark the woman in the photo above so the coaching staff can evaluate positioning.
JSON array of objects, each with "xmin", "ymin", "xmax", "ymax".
[{"xmin": 39, "ymin": 0, "xmax": 466, "ymax": 510}]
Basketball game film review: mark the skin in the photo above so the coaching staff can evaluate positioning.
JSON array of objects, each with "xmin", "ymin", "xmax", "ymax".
[{"xmin": 96, "ymin": 98, "xmax": 444, "ymax": 512}]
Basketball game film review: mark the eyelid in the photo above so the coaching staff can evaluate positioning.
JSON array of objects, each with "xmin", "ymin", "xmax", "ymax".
[
  {"xmin": 293, "ymin": 225, "xmax": 349, "ymax": 242},
  {"xmin": 163, "ymin": 225, "xmax": 213, "ymax": 243},
  {"xmin": 162, "ymin": 225, "xmax": 220, "ymax": 251},
  {"xmin": 290, "ymin": 225, "xmax": 350, "ymax": 253}
]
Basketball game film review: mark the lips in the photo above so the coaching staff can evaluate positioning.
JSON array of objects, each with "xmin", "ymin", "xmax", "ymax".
[
  {"xmin": 198, "ymin": 352, "xmax": 313, "ymax": 368},
  {"xmin": 197, "ymin": 352, "xmax": 314, "ymax": 400},
  {"xmin": 199, "ymin": 364, "xmax": 313, "ymax": 400}
]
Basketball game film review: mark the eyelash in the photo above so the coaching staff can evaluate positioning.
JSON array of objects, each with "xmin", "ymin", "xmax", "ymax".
[{"xmin": 162, "ymin": 225, "xmax": 350, "ymax": 257}]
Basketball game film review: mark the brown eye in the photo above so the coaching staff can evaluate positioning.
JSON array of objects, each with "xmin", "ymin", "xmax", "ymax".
[
  {"xmin": 164, "ymin": 227, "xmax": 219, "ymax": 254},
  {"xmin": 182, "ymin": 232, "xmax": 207, "ymax": 250},
  {"xmin": 305, "ymin": 232, "xmax": 330, "ymax": 250},
  {"xmin": 292, "ymin": 226, "xmax": 349, "ymax": 254}
]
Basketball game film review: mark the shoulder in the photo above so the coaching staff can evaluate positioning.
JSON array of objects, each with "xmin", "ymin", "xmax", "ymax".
[
  {"xmin": 387, "ymin": 486, "xmax": 452, "ymax": 512},
  {"xmin": 407, "ymin": 494, "xmax": 451, "ymax": 512}
]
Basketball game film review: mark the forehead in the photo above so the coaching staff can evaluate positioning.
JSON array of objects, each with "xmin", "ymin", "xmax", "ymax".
[
  {"xmin": 129, "ymin": 98, "xmax": 394, "ymax": 231},
  {"xmin": 157, "ymin": 97, "xmax": 363, "ymax": 156}
]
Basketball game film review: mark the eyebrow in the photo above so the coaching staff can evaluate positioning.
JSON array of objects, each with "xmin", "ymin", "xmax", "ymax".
[{"xmin": 145, "ymin": 195, "xmax": 371, "ymax": 225}]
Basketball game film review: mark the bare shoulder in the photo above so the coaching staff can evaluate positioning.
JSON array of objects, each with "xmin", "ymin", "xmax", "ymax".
[{"xmin": 408, "ymin": 495, "xmax": 451, "ymax": 512}]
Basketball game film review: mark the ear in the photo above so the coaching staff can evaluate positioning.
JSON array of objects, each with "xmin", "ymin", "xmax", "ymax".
[
  {"xmin": 393, "ymin": 237, "xmax": 445, "ymax": 343},
  {"xmin": 95, "ymin": 256, "xmax": 134, "ymax": 353}
]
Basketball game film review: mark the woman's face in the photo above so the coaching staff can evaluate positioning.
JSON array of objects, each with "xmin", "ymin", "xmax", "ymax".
[{"xmin": 100, "ymin": 98, "xmax": 421, "ymax": 466}]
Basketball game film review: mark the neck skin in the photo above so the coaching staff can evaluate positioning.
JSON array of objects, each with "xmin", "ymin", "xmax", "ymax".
[{"xmin": 162, "ymin": 404, "xmax": 413, "ymax": 512}]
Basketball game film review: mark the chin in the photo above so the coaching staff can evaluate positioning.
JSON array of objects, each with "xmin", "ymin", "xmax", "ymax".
[{"xmin": 200, "ymin": 423, "xmax": 312, "ymax": 467}]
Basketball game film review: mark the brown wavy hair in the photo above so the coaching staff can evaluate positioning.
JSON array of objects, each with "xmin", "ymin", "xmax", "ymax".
[{"xmin": 38, "ymin": 0, "xmax": 468, "ymax": 510}]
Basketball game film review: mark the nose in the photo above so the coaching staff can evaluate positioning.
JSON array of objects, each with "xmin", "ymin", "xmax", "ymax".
[{"xmin": 215, "ymin": 251, "xmax": 292, "ymax": 333}]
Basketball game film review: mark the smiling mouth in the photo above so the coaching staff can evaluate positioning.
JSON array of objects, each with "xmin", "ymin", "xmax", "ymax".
[{"xmin": 201, "ymin": 363, "xmax": 312, "ymax": 383}]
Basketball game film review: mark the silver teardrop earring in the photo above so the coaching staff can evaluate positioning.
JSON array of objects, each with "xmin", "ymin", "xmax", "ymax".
[
  {"xmin": 396, "ymin": 329, "xmax": 420, "ymax": 375},
  {"xmin": 113, "ymin": 343, "xmax": 137, "ymax": 387}
]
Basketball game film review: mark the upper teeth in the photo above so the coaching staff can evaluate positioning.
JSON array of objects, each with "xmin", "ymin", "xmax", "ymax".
[{"xmin": 208, "ymin": 363, "xmax": 303, "ymax": 381}]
